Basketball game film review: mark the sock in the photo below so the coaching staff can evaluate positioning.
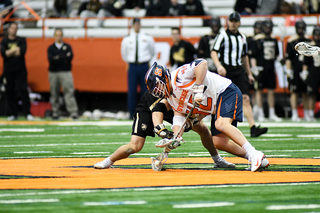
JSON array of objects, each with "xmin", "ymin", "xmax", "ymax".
[
  {"xmin": 304, "ymin": 109, "xmax": 309, "ymax": 118},
  {"xmin": 244, "ymin": 153, "xmax": 249, "ymax": 160},
  {"xmin": 242, "ymin": 141, "xmax": 256, "ymax": 156},
  {"xmin": 309, "ymin": 110, "xmax": 314, "ymax": 118},
  {"xmin": 212, "ymin": 154, "xmax": 223, "ymax": 163},
  {"xmin": 292, "ymin": 109, "xmax": 298, "ymax": 117},
  {"xmin": 269, "ymin": 107, "xmax": 275, "ymax": 117},
  {"xmin": 258, "ymin": 107, "xmax": 264, "ymax": 117},
  {"xmin": 104, "ymin": 157, "xmax": 114, "ymax": 165}
]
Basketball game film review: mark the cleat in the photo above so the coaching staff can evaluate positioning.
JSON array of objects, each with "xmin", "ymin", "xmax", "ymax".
[
  {"xmin": 269, "ymin": 115, "xmax": 282, "ymax": 122},
  {"xmin": 245, "ymin": 157, "xmax": 269, "ymax": 171},
  {"xmin": 214, "ymin": 158, "xmax": 236, "ymax": 168},
  {"xmin": 26, "ymin": 114, "xmax": 34, "ymax": 121},
  {"xmin": 251, "ymin": 125, "xmax": 268, "ymax": 137},
  {"xmin": 151, "ymin": 152, "xmax": 168, "ymax": 171},
  {"xmin": 249, "ymin": 151, "xmax": 265, "ymax": 172},
  {"xmin": 7, "ymin": 115, "xmax": 18, "ymax": 121},
  {"xmin": 94, "ymin": 158, "xmax": 113, "ymax": 169}
]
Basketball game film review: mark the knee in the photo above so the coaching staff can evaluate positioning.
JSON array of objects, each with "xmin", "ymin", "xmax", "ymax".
[
  {"xmin": 243, "ymin": 95, "xmax": 250, "ymax": 105},
  {"xmin": 214, "ymin": 118, "xmax": 228, "ymax": 133},
  {"xmin": 126, "ymin": 143, "xmax": 143, "ymax": 154}
]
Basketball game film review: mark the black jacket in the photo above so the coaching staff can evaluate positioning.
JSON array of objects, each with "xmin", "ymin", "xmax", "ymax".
[{"xmin": 47, "ymin": 42, "xmax": 73, "ymax": 72}]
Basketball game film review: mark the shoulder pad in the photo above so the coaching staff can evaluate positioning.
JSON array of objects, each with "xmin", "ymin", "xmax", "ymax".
[
  {"xmin": 254, "ymin": 33, "xmax": 265, "ymax": 40},
  {"xmin": 191, "ymin": 59, "xmax": 205, "ymax": 67},
  {"xmin": 288, "ymin": 35, "xmax": 299, "ymax": 42}
]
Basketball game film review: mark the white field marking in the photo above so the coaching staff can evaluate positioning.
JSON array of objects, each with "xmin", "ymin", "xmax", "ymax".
[
  {"xmin": 235, "ymin": 122, "xmax": 320, "ymax": 128},
  {"xmin": 256, "ymin": 134, "xmax": 292, "ymax": 137},
  {"xmin": 0, "ymin": 128, "xmax": 45, "ymax": 132},
  {"xmin": 266, "ymin": 204, "xmax": 320, "ymax": 210},
  {"xmin": 252, "ymin": 138, "xmax": 319, "ymax": 142},
  {"xmin": 56, "ymin": 121, "xmax": 133, "ymax": 126},
  {"xmin": 0, "ymin": 155, "xmax": 108, "ymax": 159},
  {"xmin": 83, "ymin": 200, "xmax": 147, "ymax": 206},
  {"xmin": 297, "ymin": 135, "xmax": 320, "ymax": 137},
  {"xmin": 0, "ymin": 182, "xmax": 319, "ymax": 198},
  {"xmin": 0, "ymin": 142, "xmax": 131, "ymax": 148},
  {"xmin": 264, "ymin": 149, "xmax": 320, "ymax": 152},
  {"xmin": 173, "ymin": 202, "xmax": 235, "ymax": 209},
  {"xmin": 14, "ymin": 151, "xmax": 53, "ymax": 154},
  {"xmin": 0, "ymin": 132, "xmax": 130, "ymax": 139},
  {"xmin": 188, "ymin": 154, "xmax": 211, "ymax": 157},
  {"xmin": 0, "ymin": 199, "xmax": 59, "ymax": 204},
  {"xmin": 314, "ymin": 157, "xmax": 320, "ymax": 159},
  {"xmin": 71, "ymin": 152, "xmax": 110, "ymax": 155},
  {"xmin": 264, "ymin": 155, "xmax": 291, "ymax": 157}
]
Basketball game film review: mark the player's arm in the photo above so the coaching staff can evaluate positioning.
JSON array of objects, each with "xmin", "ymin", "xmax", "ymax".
[
  {"xmin": 243, "ymin": 55, "xmax": 254, "ymax": 84},
  {"xmin": 172, "ymin": 110, "xmax": 186, "ymax": 137},
  {"xmin": 211, "ymin": 50, "xmax": 226, "ymax": 76},
  {"xmin": 152, "ymin": 99, "xmax": 174, "ymax": 139}
]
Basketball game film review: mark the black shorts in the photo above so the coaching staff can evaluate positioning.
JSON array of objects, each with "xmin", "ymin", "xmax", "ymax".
[
  {"xmin": 225, "ymin": 66, "xmax": 250, "ymax": 96},
  {"xmin": 131, "ymin": 110, "xmax": 174, "ymax": 138},
  {"xmin": 307, "ymin": 69, "xmax": 320, "ymax": 95},
  {"xmin": 255, "ymin": 68, "xmax": 276, "ymax": 90},
  {"xmin": 131, "ymin": 111, "xmax": 155, "ymax": 138},
  {"xmin": 289, "ymin": 70, "xmax": 307, "ymax": 93}
]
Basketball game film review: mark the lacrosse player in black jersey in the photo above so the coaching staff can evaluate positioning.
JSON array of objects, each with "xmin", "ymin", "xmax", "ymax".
[
  {"xmin": 285, "ymin": 19, "xmax": 312, "ymax": 122},
  {"xmin": 250, "ymin": 18, "xmax": 282, "ymax": 122},
  {"xmin": 301, "ymin": 26, "xmax": 320, "ymax": 122}
]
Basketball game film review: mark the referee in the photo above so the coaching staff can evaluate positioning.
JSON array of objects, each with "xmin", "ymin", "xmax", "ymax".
[{"xmin": 211, "ymin": 11, "xmax": 267, "ymax": 137}]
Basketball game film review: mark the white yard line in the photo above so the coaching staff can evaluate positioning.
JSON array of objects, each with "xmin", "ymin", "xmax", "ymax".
[
  {"xmin": 83, "ymin": 200, "xmax": 147, "ymax": 206},
  {"xmin": 173, "ymin": 202, "xmax": 235, "ymax": 208},
  {"xmin": 266, "ymin": 204, "xmax": 320, "ymax": 210},
  {"xmin": 0, "ymin": 199, "xmax": 59, "ymax": 204},
  {"xmin": 14, "ymin": 151, "xmax": 53, "ymax": 154},
  {"xmin": 0, "ymin": 129, "xmax": 44, "ymax": 132}
]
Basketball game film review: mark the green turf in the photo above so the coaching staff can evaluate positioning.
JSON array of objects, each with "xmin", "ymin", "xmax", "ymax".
[{"xmin": 0, "ymin": 119, "xmax": 320, "ymax": 212}]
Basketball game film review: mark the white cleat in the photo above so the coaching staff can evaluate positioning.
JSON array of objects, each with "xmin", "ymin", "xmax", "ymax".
[
  {"xmin": 246, "ymin": 157, "xmax": 269, "ymax": 171},
  {"xmin": 151, "ymin": 152, "xmax": 168, "ymax": 171},
  {"xmin": 249, "ymin": 151, "xmax": 265, "ymax": 172},
  {"xmin": 269, "ymin": 115, "xmax": 283, "ymax": 122},
  {"xmin": 214, "ymin": 158, "xmax": 236, "ymax": 168},
  {"xmin": 257, "ymin": 116, "xmax": 267, "ymax": 122},
  {"xmin": 291, "ymin": 115, "xmax": 301, "ymax": 122},
  {"xmin": 94, "ymin": 158, "xmax": 113, "ymax": 169}
]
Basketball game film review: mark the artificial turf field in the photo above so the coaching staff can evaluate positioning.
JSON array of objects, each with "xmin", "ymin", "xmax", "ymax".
[{"xmin": 0, "ymin": 118, "xmax": 319, "ymax": 213}]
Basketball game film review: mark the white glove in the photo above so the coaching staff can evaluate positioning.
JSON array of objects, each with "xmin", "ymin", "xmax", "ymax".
[
  {"xmin": 192, "ymin": 84, "xmax": 206, "ymax": 106},
  {"xmin": 251, "ymin": 66, "xmax": 263, "ymax": 77},
  {"xmin": 285, "ymin": 68, "xmax": 294, "ymax": 80},
  {"xmin": 155, "ymin": 136, "xmax": 184, "ymax": 148},
  {"xmin": 300, "ymin": 70, "xmax": 309, "ymax": 81}
]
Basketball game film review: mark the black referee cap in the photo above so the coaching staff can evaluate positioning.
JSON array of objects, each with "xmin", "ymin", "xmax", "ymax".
[
  {"xmin": 228, "ymin": 11, "xmax": 241, "ymax": 22},
  {"xmin": 132, "ymin": 18, "xmax": 140, "ymax": 24}
]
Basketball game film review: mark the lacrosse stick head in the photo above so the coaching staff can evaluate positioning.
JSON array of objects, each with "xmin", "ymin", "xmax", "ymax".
[{"xmin": 295, "ymin": 42, "xmax": 320, "ymax": 57}]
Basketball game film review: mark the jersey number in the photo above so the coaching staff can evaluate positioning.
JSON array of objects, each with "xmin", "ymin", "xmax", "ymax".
[{"xmin": 187, "ymin": 96, "xmax": 213, "ymax": 115}]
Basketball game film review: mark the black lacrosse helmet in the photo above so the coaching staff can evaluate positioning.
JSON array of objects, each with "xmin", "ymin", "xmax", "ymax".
[
  {"xmin": 145, "ymin": 62, "xmax": 172, "ymax": 99},
  {"xmin": 295, "ymin": 19, "xmax": 306, "ymax": 36}
]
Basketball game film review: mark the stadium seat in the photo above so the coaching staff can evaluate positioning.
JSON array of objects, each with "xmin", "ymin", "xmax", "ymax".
[
  {"xmin": 17, "ymin": 28, "xmax": 43, "ymax": 38},
  {"xmin": 87, "ymin": 19, "xmax": 103, "ymax": 28},
  {"xmin": 102, "ymin": 19, "xmax": 130, "ymax": 28},
  {"xmin": 210, "ymin": 8, "xmax": 234, "ymax": 17},
  {"xmin": 122, "ymin": 9, "xmax": 146, "ymax": 17},
  {"xmin": 181, "ymin": 27, "xmax": 211, "ymax": 37},
  {"xmin": 16, "ymin": 0, "xmax": 54, "ymax": 10},
  {"xmin": 142, "ymin": 27, "xmax": 172, "ymax": 37},
  {"xmin": 87, "ymin": 28, "xmax": 129, "ymax": 37},
  {"xmin": 45, "ymin": 28, "xmax": 86, "ymax": 38},
  {"xmin": 181, "ymin": 18, "xmax": 203, "ymax": 27},
  {"xmin": 141, "ymin": 18, "xmax": 180, "ymax": 27},
  {"xmin": 37, "ymin": 19, "xmax": 85, "ymax": 28}
]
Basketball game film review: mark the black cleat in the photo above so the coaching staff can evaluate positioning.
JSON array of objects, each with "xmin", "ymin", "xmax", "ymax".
[{"xmin": 250, "ymin": 125, "xmax": 268, "ymax": 137}]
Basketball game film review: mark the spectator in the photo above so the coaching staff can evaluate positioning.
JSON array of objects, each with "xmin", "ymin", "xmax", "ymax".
[
  {"xmin": 123, "ymin": 0, "xmax": 145, "ymax": 10},
  {"xmin": 121, "ymin": 18, "xmax": 155, "ymax": 119},
  {"xmin": 184, "ymin": 0, "xmax": 205, "ymax": 16},
  {"xmin": 280, "ymin": 1, "xmax": 295, "ymax": 14},
  {"xmin": 0, "ymin": 22, "xmax": 34, "ymax": 121},
  {"xmin": 146, "ymin": 0, "xmax": 170, "ymax": 16},
  {"xmin": 47, "ymin": 28, "xmax": 79, "ymax": 120},
  {"xmin": 285, "ymin": 19, "xmax": 311, "ymax": 122},
  {"xmin": 301, "ymin": 0, "xmax": 320, "ymax": 14},
  {"xmin": 256, "ymin": 0, "xmax": 281, "ymax": 15},
  {"xmin": 167, "ymin": 0, "xmax": 185, "ymax": 16},
  {"xmin": 250, "ymin": 19, "xmax": 283, "ymax": 122},
  {"xmin": 99, "ymin": 0, "xmax": 123, "ymax": 17},
  {"xmin": 53, "ymin": 0, "xmax": 72, "ymax": 17},
  {"xmin": 0, "ymin": 0, "xmax": 13, "ymax": 18},
  {"xmin": 234, "ymin": 0, "xmax": 257, "ymax": 15},
  {"xmin": 78, "ymin": 0, "xmax": 102, "ymax": 18},
  {"xmin": 170, "ymin": 27, "xmax": 196, "ymax": 69},
  {"xmin": 197, "ymin": 17, "xmax": 221, "ymax": 72}
]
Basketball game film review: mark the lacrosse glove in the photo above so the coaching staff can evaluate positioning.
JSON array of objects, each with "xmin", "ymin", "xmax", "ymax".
[
  {"xmin": 192, "ymin": 84, "xmax": 206, "ymax": 107},
  {"xmin": 300, "ymin": 70, "xmax": 309, "ymax": 82},
  {"xmin": 154, "ymin": 124, "xmax": 174, "ymax": 139}
]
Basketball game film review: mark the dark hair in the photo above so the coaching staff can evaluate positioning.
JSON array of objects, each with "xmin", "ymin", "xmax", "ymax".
[
  {"xmin": 54, "ymin": 28, "xmax": 63, "ymax": 36},
  {"xmin": 171, "ymin": 27, "xmax": 180, "ymax": 34}
]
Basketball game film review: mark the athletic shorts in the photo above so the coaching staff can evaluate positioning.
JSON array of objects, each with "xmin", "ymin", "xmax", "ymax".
[
  {"xmin": 211, "ymin": 83, "xmax": 243, "ymax": 136},
  {"xmin": 288, "ymin": 70, "xmax": 307, "ymax": 93},
  {"xmin": 225, "ymin": 66, "xmax": 250, "ymax": 96},
  {"xmin": 307, "ymin": 68, "xmax": 320, "ymax": 95},
  {"xmin": 131, "ymin": 110, "xmax": 174, "ymax": 138},
  {"xmin": 255, "ymin": 68, "xmax": 276, "ymax": 90}
]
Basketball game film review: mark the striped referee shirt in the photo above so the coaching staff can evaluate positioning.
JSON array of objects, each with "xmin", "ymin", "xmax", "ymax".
[{"xmin": 212, "ymin": 29, "xmax": 248, "ymax": 67}]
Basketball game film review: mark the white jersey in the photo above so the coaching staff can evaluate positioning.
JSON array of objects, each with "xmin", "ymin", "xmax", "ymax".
[{"xmin": 167, "ymin": 59, "xmax": 232, "ymax": 115}]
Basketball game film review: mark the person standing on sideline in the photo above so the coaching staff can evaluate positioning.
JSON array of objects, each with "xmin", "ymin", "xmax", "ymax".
[
  {"xmin": 170, "ymin": 27, "xmax": 196, "ymax": 69},
  {"xmin": 0, "ymin": 22, "xmax": 34, "ymax": 121},
  {"xmin": 211, "ymin": 11, "xmax": 268, "ymax": 137},
  {"xmin": 250, "ymin": 18, "xmax": 283, "ymax": 122},
  {"xmin": 197, "ymin": 16, "xmax": 221, "ymax": 72},
  {"xmin": 121, "ymin": 18, "xmax": 155, "ymax": 119},
  {"xmin": 47, "ymin": 28, "xmax": 79, "ymax": 120},
  {"xmin": 285, "ymin": 19, "xmax": 311, "ymax": 122}
]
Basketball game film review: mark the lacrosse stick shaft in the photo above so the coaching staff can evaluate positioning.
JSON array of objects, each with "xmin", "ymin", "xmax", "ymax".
[{"xmin": 174, "ymin": 106, "xmax": 195, "ymax": 138}]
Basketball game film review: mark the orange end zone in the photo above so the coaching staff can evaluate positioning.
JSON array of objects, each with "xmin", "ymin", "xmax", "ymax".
[{"xmin": 0, "ymin": 157, "xmax": 319, "ymax": 190}]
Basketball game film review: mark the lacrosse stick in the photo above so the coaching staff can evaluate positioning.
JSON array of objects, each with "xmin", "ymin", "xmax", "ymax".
[{"xmin": 295, "ymin": 42, "xmax": 320, "ymax": 57}]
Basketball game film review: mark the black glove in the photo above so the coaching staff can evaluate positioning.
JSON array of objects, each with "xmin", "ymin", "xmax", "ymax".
[{"xmin": 154, "ymin": 124, "xmax": 174, "ymax": 139}]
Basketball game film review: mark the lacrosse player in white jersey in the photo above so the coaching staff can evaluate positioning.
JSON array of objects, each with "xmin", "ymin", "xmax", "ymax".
[{"xmin": 145, "ymin": 59, "xmax": 269, "ymax": 172}]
